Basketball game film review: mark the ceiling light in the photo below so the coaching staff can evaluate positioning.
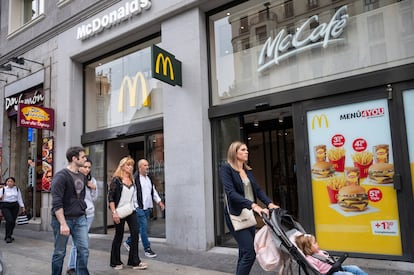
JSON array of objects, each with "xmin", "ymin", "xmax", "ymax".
[{"xmin": 254, "ymin": 119, "xmax": 259, "ymax": 127}]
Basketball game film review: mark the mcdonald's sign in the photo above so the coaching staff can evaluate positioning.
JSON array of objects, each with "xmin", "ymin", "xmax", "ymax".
[
  {"xmin": 118, "ymin": 72, "xmax": 151, "ymax": 112},
  {"xmin": 151, "ymin": 45, "xmax": 182, "ymax": 87},
  {"xmin": 311, "ymin": 114, "xmax": 329, "ymax": 129}
]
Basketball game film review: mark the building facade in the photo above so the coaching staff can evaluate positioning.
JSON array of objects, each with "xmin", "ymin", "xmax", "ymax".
[{"xmin": 1, "ymin": 0, "xmax": 413, "ymax": 262}]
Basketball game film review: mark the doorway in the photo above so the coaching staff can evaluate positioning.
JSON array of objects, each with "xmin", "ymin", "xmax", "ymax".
[
  {"xmin": 243, "ymin": 109, "xmax": 298, "ymax": 218},
  {"xmin": 105, "ymin": 132, "xmax": 165, "ymax": 238},
  {"xmin": 215, "ymin": 108, "xmax": 298, "ymax": 247}
]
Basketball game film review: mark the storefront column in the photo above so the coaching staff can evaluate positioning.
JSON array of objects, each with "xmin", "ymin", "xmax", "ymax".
[{"xmin": 162, "ymin": 8, "xmax": 214, "ymax": 250}]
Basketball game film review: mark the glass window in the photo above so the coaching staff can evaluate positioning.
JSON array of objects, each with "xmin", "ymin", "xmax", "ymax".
[
  {"xmin": 209, "ymin": 0, "xmax": 408, "ymax": 106},
  {"xmin": 84, "ymin": 37, "xmax": 163, "ymax": 132},
  {"xmin": 9, "ymin": 0, "xmax": 45, "ymax": 33}
]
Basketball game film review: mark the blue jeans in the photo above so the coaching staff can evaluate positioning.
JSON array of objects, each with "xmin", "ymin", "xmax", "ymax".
[
  {"xmin": 51, "ymin": 215, "xmax": 89, "ymax": 275},
  {"xmin": 334, "ymin": 265, "xmax": 368, "ymax": 275},
  {"xmin": 224, "ymin": 211, "xmax": 256, "ymax": 275},
  {"xmin": 126, "ymin": 208, "xmax": 151, "ymax": 251},
  {"xmin": 67, "ymin": 215, "xmax": 94, "ymax": 270}
]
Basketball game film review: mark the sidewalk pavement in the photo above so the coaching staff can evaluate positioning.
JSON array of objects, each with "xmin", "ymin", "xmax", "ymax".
[{"xmin": 1, "ymin": 226, "xmax": 413, "ymax": 275}]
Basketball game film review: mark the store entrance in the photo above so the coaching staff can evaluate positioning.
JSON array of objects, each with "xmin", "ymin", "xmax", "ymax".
[
  {"xmin": 105, "ymin": 132, "xmax": 165, "ymax": 238},
  {"xmin": 243, "ymin": 109, "xmax": 298, "ymax": 218}
]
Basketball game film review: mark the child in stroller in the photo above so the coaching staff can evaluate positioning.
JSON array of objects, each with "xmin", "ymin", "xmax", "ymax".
[
  {"xmin": 257, "ymin": 208, "xmax": 368, "ymax": 275},
  {"xmin": 295, "ymin": 234, "xmax": 368, "ymax": 275}
]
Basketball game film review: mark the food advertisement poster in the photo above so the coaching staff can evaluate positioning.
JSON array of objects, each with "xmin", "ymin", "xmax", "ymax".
[
  {"xmin": 402, "ymin": 90, "xmax": 414, "ymax": 197},
  {"xmin": 41, "ymin": 137, "xmax": 53, "ymax": 192},
  {"xmin": 307, "ymin": 99, "xmax": 402, "ymax": 255}
]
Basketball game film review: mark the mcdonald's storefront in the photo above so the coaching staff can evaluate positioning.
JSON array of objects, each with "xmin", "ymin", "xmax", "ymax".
[
  {"xmin": 207, "ymin": 0, "xmax": 414, "ymax": 263},
  {"xmin": 4, "ymin": 0, "xmax": 412, "ymax": 263}
]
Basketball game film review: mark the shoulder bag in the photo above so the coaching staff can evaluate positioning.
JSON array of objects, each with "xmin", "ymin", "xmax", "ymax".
[{"xmin": 226, "ymin": 195, "xmax": 257, "ymax": 231}]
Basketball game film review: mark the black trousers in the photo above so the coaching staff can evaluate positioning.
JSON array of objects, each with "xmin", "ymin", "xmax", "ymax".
[
  {"xmin": 1, "ymin": 201, "xmax": 19, "ymax": 240},
  {"xmin": 110, "ymin": 211, "xmax": 141, "ymax": 267}
]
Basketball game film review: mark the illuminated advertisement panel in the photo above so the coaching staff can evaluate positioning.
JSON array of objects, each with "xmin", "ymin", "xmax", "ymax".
[
  {"xmin": 403, "ymin": 90, "xmax": 414, "ymax": 197},
  {"xmin": 307, "ymin": 99, "xmax": 402, "ymax": 255}
]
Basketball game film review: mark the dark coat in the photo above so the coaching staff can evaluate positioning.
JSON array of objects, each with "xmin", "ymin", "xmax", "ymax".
[{"xmin": 220, "ymin": 162, "xmax": 272, "ymax": 216}]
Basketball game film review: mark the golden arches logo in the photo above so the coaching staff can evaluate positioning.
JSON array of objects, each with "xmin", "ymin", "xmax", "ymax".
[
  {"xmin": 118, "ymin": 72, "xmax": 151, "ymax": 112},
  {"xmin": 311, "ymin": 114, "xmax": 329, "ymax": 129},
  {"xmin": 155, "ymin": 53, "xmax": 174, "ymax": 81}
]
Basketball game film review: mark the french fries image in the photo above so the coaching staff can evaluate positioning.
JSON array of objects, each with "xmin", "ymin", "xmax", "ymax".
[
  {"xmin": 351, "ymin": 151, "xmax": 373, "ymax": 166},
  {"xmin": 327, "ymin": 147, "xmax": 345, "ymax": 161},
  {"xmin": 326, "ymin": 176, "xmax": 346, "ymax": 191}
]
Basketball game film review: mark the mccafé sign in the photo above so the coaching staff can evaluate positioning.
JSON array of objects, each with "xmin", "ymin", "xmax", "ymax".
[
  {"xmin": 118, "ymin": 72, "xmax": 151, "ymax": 112},
  {"xmin": 76, "ymin": 0, "xmax": 152, "ymax": 40},
  {"xmin": 258, "ymin": 5, "xmax": 349, "ymax": 72}
]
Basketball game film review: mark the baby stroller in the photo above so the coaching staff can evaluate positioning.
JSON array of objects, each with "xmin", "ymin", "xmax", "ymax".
[{"xmin": 259, "ymin": 208, "xmax": 347, "ymax": 275}]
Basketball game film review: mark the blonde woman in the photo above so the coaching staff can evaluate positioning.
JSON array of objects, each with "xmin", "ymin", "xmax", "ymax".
[
  {"xmin": 108, "ymin": 156, "xmax": 147, "ymax": 270},
  {"xmin": 220, "ymin": 141, "xmax": 279, "ymax": 275}
]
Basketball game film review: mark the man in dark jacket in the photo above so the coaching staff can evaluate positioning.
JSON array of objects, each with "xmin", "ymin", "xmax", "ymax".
[{"xmin": 50, "ymin": 146, "xmax": 89, "ymax": 275}]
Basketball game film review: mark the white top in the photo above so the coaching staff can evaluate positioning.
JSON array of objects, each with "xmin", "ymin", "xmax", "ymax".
[
  {"xmin": 85, "ymin": 177, "xmax": 98, "ymax": 216},
  {"xmin": 140, "ymin": 175, "xmax": 161, "ymax": 210},
  {"xmin": 118, "ymin": 184, "xmax": 136, "ymax": 209},
  {"xmin": 0, "ymin": 186, "xmax": 25, "ymax": 207}
]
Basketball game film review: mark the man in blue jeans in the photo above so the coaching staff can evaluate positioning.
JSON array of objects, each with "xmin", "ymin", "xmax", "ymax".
[
  {"xmin": 50, "ymin": 146, "xmax": 89, "ymax": 275},
  {"xmin": 124, "ymin": 159, "xmax": 165, "ymax": 258}
]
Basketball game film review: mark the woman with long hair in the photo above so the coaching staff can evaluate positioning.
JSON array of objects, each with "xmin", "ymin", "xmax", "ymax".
[
  {"xmin": 220, "ymin": 141, "xmax": 279, "ymax": 275},
  {"xmin": 108, "ymin": 156, "xmax": 147, "ymax": 270}
]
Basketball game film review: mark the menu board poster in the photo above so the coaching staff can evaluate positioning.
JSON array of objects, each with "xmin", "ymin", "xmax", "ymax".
[
  {"xmin": 402, "ymin": 90, "xmax": 414, "ymax": 197},
  {"xmin": 307, "ymin": 99, "xmax": 402, "ymax": 255}
]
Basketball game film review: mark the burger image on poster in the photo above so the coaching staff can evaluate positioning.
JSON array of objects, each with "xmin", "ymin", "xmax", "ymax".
[
  {"xmin": 337, "ymin": 185, "xmax": 368, "ymax": 212},
  {"xmin": 311, "ymin": 161, "xmax": 335, "ymax": 178},
  {"xmin": 368, "ymin": 163, "xmax": 394, "ymax": 185}
]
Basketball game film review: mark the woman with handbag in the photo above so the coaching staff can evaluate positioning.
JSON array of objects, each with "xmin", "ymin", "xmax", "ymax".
[
  {"xmin": 220, "ymin": 141, "xmax": 279, "ymax": 275},
  {"xmin": 0, "ymin": 177, "xmax": 25, "ymax": 243},
  {"xmin": 108, "ymin": 156, "xmax": 147, "ymax": 270}
]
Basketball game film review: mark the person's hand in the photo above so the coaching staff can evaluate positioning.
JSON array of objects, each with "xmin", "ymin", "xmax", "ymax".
[
  {"xmin": 60, "ymin": 223, "xmax": 70, "ymax": 236},
  {"xmin": 159, "ymin": 201, "xmax": 165, "ymax": 211},
  {"xmin": 252, "ymin": 204, "xmax": 269, "ymax": 217},
  {"xmin": 268, "ymin": 203, "xmax": 279, "ymax": 209},
  {"xmin": 112, "ymin": 211, "xmax": 120, "ymax": 224}
]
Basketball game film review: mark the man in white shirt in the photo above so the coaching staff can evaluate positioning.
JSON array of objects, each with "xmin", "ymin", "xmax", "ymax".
[{"xmin": 124, "ymin": 159, "xmax": 165, "ymax": 257}]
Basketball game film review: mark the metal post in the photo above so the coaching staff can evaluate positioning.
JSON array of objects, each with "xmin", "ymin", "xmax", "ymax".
[{"xmin": 31, "ymin": 129, "xmax": 37, "ymax": 220}]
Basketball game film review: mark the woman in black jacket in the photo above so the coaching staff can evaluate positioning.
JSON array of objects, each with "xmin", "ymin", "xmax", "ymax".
[
  {"xmin": 220, "ymin": 141, "xmax": 279, "ymax": 275},
  {"xmin": 108, "ymin": 156, "xmax": 147, "ymax": 270}
]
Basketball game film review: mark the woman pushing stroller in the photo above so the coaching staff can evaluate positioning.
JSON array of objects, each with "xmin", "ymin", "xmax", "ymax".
[{"xmin": 295, "ymin": 234, "xmax": 368, "ymax": 275}]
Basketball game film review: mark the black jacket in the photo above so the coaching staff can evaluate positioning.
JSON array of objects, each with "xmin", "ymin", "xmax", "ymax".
[
  {"xmin": 51, "ymin": 169, "xmax": 87, "ymax": 219},
  {"xmin": 134, "ymin": 171, "xmax": 154, "ymax": 209}
]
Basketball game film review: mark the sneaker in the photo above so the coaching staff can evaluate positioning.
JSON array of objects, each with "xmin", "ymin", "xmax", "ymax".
[
  {"xmin": 144, "ymin": 249, "xmax": 157, "ymax": 258},
  {"xmin": 113, "ymin": 264, "xmax": 123, "ymax": 270},
  {"xmin": 66, "ymin": 268, "xmax": 75, "ymax": 275},
  {"xmin": 132, "ymin": 262, "xmax": 148, "ymax": 270},
  {"xmin": 123, "ymin": 241, "xmax": 130, "ymax": 252}
]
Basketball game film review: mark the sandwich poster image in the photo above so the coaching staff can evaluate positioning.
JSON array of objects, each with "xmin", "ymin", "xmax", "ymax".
[{"xmin": 307, "ymin": 98, "xmax": 402, "ymax": 256}]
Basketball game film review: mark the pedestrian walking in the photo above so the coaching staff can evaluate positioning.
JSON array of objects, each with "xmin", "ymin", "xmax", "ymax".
[
  {"xmin": 0, "ymin": 177, "xmax": 25, "ymax": 243},
  {"xmin": 50, "ymin": 146, "xmax": 90, "ymax": 275},
  {"xmin": 124, "ymin": 159, "xmax": 165, "ymax": 258},
  {"xmin": 66, "ymin": 157, "xmax": 98, "ymax": 275},
  {"xmin": 108, "ymin": 156, "xmax": 147, "ymax": 270},
  {"xmin": 220, "ymin": 141, "xmax": 279, "ymax": 275}
]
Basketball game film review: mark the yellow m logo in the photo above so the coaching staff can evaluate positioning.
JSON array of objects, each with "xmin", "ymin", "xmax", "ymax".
[
  {"xmin": 155, "ymin": 53, "xmax": 174, "ymax": 81},
  {"xmin": 311, "ymin": 114, "xmax": 329, "ymax": 129},
  {"xmin": 118, "ymin": 72, "xmax": 151, "ymax": 112}
]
